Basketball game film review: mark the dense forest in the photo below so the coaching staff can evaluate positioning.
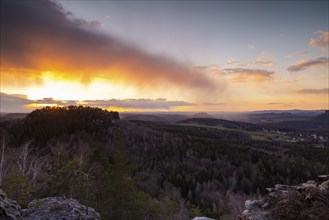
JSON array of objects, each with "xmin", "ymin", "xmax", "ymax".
[{"xmin": 0, "ymin": 106, "xmax": 328, "ymax": 219}]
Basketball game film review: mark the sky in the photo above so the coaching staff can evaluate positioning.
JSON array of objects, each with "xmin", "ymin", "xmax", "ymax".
[{"xmin": 0, "ymin": 0, "xmax": 328, "ymax": 112}]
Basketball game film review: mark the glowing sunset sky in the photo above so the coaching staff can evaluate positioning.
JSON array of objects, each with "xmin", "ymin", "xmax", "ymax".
[{"xmin": 0, "ymin": 0, "xmax": 328, "ymax": 112}]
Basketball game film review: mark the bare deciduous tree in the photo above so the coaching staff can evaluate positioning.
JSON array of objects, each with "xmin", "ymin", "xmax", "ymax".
[
  {"xmin": 0, "ymin": 136, "xmax": 11, "ymax": 185},
  {"xmin": 17, "ymin": 142, "xmax": 48, "ymax": 185},
  {"xmin": 17, "ymin": 142, "xmax": 32, "ymax": 176}
]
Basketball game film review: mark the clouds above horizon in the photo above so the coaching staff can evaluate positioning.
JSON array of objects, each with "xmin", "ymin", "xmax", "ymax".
[
  {"xmin": 221, "ymin": 68, "xmax": 275, "ymax": 82},
  {"xmin": 1, "ymin": 1, "xmax": 327, "ymax": 112},
  {"xmin": 0, "ymin": 93, "xmax": 195, "ymax": 112},
  {"xmin": 225, "ymin": 51, "xmax": 275, "ymax": 68},
  {"xmin": 0, "ymin": 0, "xmax": 217, "ymax": 95},
  {"xmin": 309, "ymin": 30, "xmax": 329, "ymax": 52},
  {"xmin": 192, "ymin": 64, "xmax": 276, "ymax": 85},
  {"xmin": 287, "ymin": 57, "xmax": 329, "ymax": 72}
]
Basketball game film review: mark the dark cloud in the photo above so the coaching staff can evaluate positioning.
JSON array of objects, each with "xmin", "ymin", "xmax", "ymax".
[
  {"xmin": 296, "ymin": 88, "xmax": 329, "ymax": 94},
  {"xmin": 0, "ymin": 0, "xmax": 216, "ymax": 91},
  {"xmin": 0, "ymin": 93, "xmax": 32, "ymax": 112},
  {"xmin": 191, "ymin": 66, "xmax": 275, "ymax": 82},
  {"xmin": 287, "ymin": 57, "xmax": 329, "ymax": 72},
  {"xmin": 33, "ymin": 98, "xmax": 77, "ymax": 106},
  {"xmin": 0, "ymin": 93, "xmax": 193, "ymax": 112},
  {"xmin": 36, "ymin": 98, "xmax": 64, "ymax": 105}
]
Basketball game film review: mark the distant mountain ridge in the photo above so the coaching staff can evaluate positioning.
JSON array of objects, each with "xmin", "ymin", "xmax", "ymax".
[
  {"xmin": 178, "ymin": 110, "xmax": 329, "ymax": 131},
  {"xmin": 267, "ymin": 110, "xmax": 329, "ymax": 130},
  {"xmin": 177, "ymin": 117, "xmax": 259, "ymax": 130}
]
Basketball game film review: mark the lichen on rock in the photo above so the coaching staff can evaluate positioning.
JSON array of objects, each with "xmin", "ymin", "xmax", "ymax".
[{"xmin": 22, "ymin": 197, "xmax": 101, "ymax": 220}]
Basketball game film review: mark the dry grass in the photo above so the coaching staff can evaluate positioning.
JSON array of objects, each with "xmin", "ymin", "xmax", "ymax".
[{"xmin": 270, "ymin": 188, "xmax": 329, "ymax": 220}]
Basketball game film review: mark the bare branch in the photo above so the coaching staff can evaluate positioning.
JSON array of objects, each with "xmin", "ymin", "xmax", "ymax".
[{"xmin": 17, "ymin": 142, "xmax": 32, "ymax": 176}]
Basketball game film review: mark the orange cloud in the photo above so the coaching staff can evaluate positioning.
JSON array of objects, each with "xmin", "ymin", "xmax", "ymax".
[
  {"xmin": 309, "ymin": 30, "xmax": 329, "ymax": 52},
  {"xmin": 1, "ymin": 1, "xmax": 218, "ymax": 96}
]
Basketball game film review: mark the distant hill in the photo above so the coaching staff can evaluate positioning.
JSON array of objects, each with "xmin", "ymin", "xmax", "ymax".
[
  {"xmin": 178, "ymin": 111, "xmax": 329, "ymax": 131},
  {"xmin": 8, "ymin": 106, "xmax": 119, "ymax": 147},
  {"xmin": 191, "ymin": 112, "xmax": 214, "ymax": 118},
  {"xmin": 248, "ymin": 112, "xmax": 311, "ymax": 123},
  {"xmin": 122, "ymin": 113, "xmax": 189, "ymax": 123},
  {"xmin": 312, "ymin": 110, "xmax": 329, "ymax": 122},
  {"xmin": 177, "ymin": 117, "xmax": 260, "ymax": 130},
  {"xmin": 0, "ymin": 113, "xmax": 28, "ymax": 121},
  {"xmin": 122, "ymin": 114, "xmax": 164, "ymax": 122},
  {"xmin": 265, "ymin": 110, "xmax": 329, "ymax": 130},
  {"xmin": 251, "ymin": 109, "xmax": 323, "ymax": 116}
]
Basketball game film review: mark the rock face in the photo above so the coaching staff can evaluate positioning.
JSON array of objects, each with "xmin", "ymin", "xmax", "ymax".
[
  {"xmin": 22, "ymin": 197, "xmax": 101, "ymax": 220},
  {"xmin": 241, "ymin": 175, "xmax": 329, "ymax": 220},
  {"xmin": 0, "ymin": 189, "xmax": 23, "ymax": 220},
  {"xmin": 241, "ymin": 199, "xmax": 273, "ymax": 220}
]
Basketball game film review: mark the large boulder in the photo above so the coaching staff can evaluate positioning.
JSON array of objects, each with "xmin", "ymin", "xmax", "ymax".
[
  {"xmin": 0, "ymin": 189, "xmax": 23, "ymax": 220},
  {"xmin": 241, "ymin": 199, "xmax": 273, "ymax": 220},
  {"xmin": 22, "ymin": 197, "xmax": 101, "ymax": 220}
]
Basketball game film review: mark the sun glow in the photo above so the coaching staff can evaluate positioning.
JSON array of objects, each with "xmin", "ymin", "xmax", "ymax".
[
  {"xmin": 17, "ymin": 73, "xmax": 137, "ymax": 101},
  {"xmin": 27, "ymin": 103, "xmax": 61, "ymax": 108}
]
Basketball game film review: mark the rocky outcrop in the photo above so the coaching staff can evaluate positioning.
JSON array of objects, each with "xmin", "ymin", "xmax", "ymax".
[
  {"xmin": 22, "ymin": 197, "xmax": 101, "ymax": 220},
  {"xmin": 0, "ymin": 190, "xmax": 101, "ymax": 220},
  {"xmin": 241, "ymin": 199, "xmax": 273, "ymax": 220},
  {"xmin": 241, "ymin": 175, "xmax": 329, "ymax": 220},
  {"xmin": 0, "ymin": 189, "xmax": 23, "ymax": 220}
]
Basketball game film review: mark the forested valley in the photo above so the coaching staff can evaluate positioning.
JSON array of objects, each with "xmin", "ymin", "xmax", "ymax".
[{"xmin": 0, "ymin": 106, "xmax": 328, "ymax": 219}]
